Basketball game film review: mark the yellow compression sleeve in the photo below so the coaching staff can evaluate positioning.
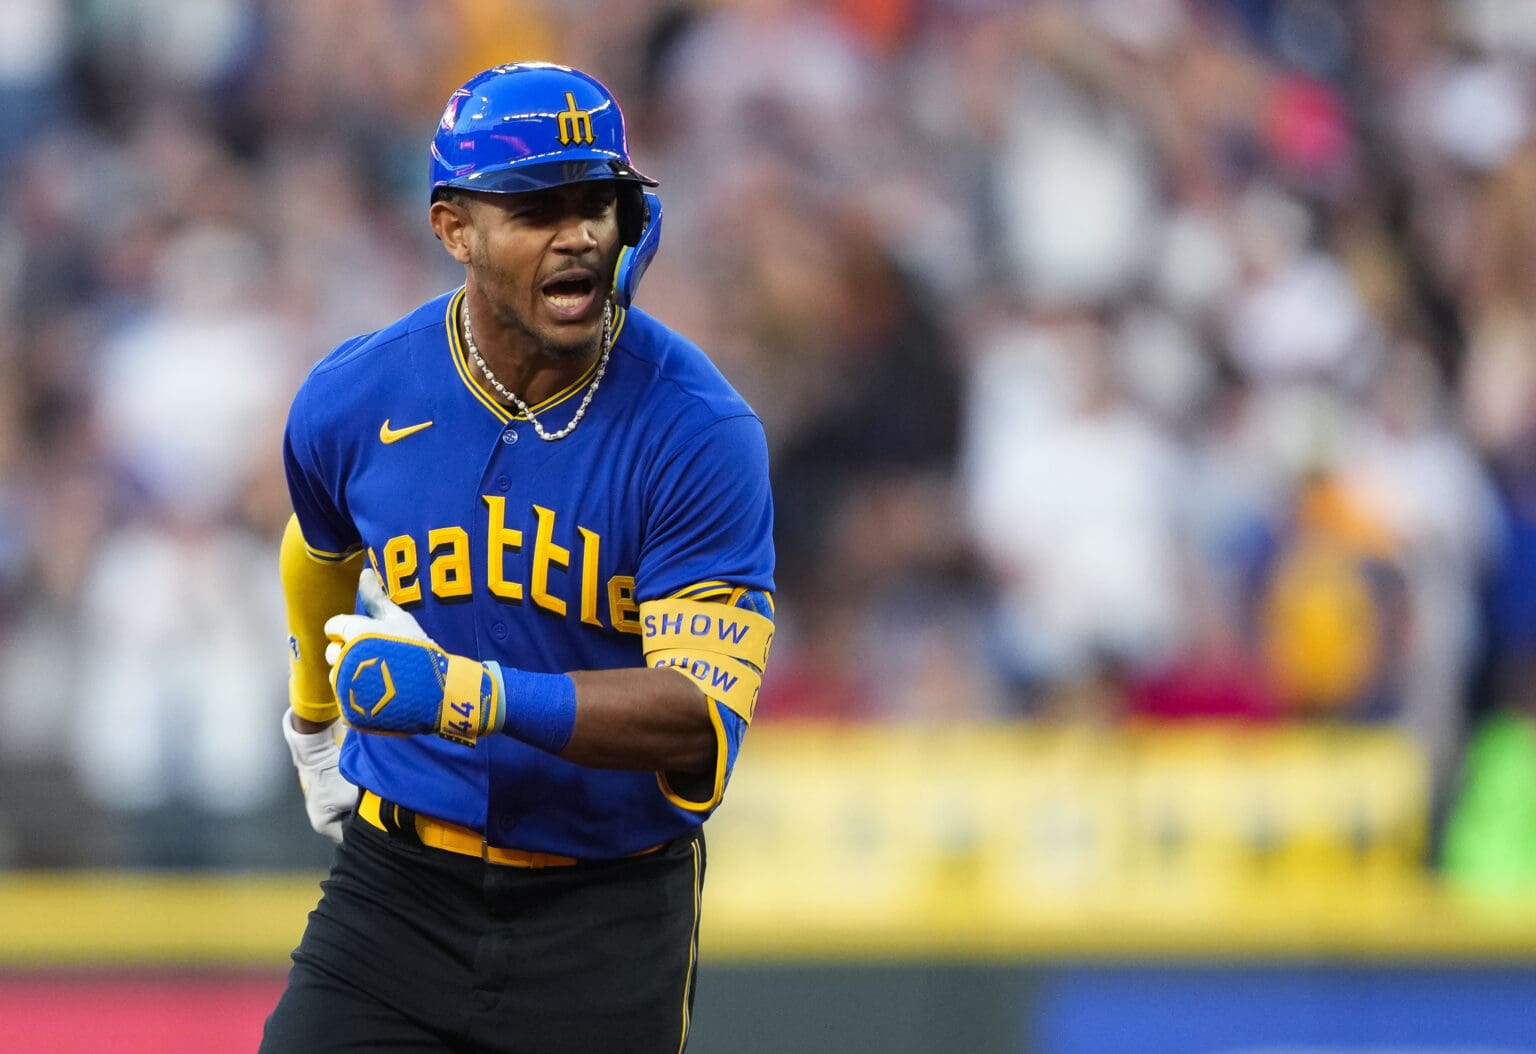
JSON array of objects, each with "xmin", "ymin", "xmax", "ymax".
[{"xmin": 281, "ymin": 514, "xmax": 365, "ymax": 723}]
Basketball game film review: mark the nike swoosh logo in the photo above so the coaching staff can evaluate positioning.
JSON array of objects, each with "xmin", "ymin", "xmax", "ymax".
[{"xmin": 379, "ymin": 419, "xmax": 434, "ymax": 444}]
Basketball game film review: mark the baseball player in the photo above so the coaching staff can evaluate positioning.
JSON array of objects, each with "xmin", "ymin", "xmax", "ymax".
[{"xmin": 261, "ymin": 62, "xmax": 775, "ymax": 1053}]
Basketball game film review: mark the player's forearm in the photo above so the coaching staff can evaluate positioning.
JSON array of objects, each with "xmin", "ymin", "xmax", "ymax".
[{"xmin": 560, "ymin": 668, "xmax": 717, "ymax": 772}]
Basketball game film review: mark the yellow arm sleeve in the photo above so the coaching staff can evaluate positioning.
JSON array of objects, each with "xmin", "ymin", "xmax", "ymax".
[{"xmin": 281, "ymin": 514, "xmax": 365, "ymax": 723}]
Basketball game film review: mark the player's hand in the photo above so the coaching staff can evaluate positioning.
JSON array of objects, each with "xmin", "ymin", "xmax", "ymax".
[
  {"xmin": 281, "ymin": 707, "xmax": 356, "ymax": 844},
  {"xmin": 323, "ymin": 569, "xmax": 429, "ymax": 665},
  {"xmin": 325, "ymin": 570, "xmax": 504, "ymax": 747}
]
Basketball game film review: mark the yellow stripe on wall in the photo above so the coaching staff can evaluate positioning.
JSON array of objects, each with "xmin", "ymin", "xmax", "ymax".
[
  {"xmin": 2, "ymin": 871, "xmax": 1536, "ymax": 967},
  {"xmin": 0, "ymin": 873, "xmax": 322, "ymax": 967}
]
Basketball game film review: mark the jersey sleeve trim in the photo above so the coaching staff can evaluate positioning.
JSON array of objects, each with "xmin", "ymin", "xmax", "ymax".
[
  {"xmin": 669, "ymin": 580, "xmax": 732, "ymax": 601},
  {"xmin": 304, "ymin": 541, "xmax": 366, "ymax": 563}
]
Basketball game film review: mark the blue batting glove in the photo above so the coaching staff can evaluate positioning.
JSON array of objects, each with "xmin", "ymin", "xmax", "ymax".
[{"xmin": 325, "ymin": 571, "xmax": 504, "ymax": 747}]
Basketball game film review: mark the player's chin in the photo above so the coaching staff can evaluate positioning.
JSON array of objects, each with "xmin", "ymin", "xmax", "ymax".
[
  {"xmin": 536, "ymin": 321, "xmax": 602, "ymax": 361},
  {"xmin": 535, "ymin": 308, "xmax": 605, "ymax": 359}
]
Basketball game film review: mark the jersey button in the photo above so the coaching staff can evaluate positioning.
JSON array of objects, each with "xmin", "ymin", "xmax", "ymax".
[
  {"xmin": 495, "ymin": 475, "xmax": 510, "ymax": 492},
  {"xmin": 501, "ymin": 428, "xmax": 518, "ymax": 445},
  {"xmin": 492, "ymin": 622, "xmax": 508, "ymax": 640}
]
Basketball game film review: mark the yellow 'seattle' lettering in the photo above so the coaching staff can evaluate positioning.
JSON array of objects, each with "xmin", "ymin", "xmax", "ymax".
[
  {"xmin": 530, "ymin": 504, "xmax": 570, "ymax": 617},
  {"xmin": 483, "ymin": 495, "xmax": 524, "ymax": 601},
  {"xmin": 383, "ymin": 535, "xmax": 422, "ymax": 604},
  {"xmin": 428, "ymin": 526, "xmax": 471, "ymax": 599},
  {"xmin": 578, "ymin": 527, "xmax": 602, "ymax": 627},
  {"xmin": 608, "ymin": 575, "xmax": 641, "ymax": 634},
  {"xmin": 375, "ymin": 499, "xmax": 649, "ymax": 634}
]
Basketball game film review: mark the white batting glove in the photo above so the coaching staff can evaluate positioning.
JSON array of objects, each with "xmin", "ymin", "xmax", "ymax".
[
  {"xmin": 281, "ymin": 707, "xmax": 357, "ymax": 844},
  {"xmin": 324, "ymin": 570, "xmax": 430, "ymax": 665}
]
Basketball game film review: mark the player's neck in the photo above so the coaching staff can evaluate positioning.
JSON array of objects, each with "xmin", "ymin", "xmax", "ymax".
[{"xmin": 461, "ymin": 293, "xmax": 601, "ymax": 409}]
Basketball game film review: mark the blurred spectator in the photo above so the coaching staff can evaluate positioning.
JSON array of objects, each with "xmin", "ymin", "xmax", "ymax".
[
  {"xmin": 1340, "ymin": 342, "xmax": 1500, "ymax": 794},
  {"xmin": 963, "ymin": 313, "xmax": 1185, "ymax": 710},
  {"xmin": 70, "ymin": 511, "xmax": 291, "ymax": 867},
  {"xmin": 1254, "ymin": 469, "xmax": 1409, "ymax": 719},
  {"xmin": 0, "ymin": 1, "xmax": 69, "ymax": 167},
  {"xmin": 93, "ymin": 222, "xmax": 291, "ymax": 518}
]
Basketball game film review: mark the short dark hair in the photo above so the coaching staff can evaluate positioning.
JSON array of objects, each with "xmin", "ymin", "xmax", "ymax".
[{"xmin": 431, "ymin": 186, "xmax": 472, "ymax": 207}]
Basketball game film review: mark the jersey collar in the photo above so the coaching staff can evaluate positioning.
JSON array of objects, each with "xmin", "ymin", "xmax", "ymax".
[{"xmin": 445, "ymin": 286, "xmax": 626, "ymax": 425}]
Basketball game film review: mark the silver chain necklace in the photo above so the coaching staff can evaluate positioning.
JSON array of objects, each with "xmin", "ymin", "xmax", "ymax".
[{"xmin": 461, "ymin": 296, "xmax": 612, "ymax": 442}]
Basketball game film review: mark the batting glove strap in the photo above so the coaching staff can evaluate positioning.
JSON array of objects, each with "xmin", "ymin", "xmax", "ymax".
[
  {"xmin": 488, "ymin": 663, "xmax": 577, "ymax": 756},
  {"xmin": 331, "ymin": 633, "xmax": 501, "ymax": 747}
]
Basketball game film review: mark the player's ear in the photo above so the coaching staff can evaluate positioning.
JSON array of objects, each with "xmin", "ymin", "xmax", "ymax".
[{"xmin": 429, "ymin": 199, "xmax": 474, "ymax": 264}]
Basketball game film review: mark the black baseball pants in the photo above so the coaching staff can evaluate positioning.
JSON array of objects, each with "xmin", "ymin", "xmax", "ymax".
[{"xmin": 260, "ymin": 813, "xmax": 705, "ymax": 1053}]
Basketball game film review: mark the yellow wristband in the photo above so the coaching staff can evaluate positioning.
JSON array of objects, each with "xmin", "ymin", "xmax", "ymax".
[{"xmin": 437, "ymin": 653, "xmax": 497, "ymax": 747}]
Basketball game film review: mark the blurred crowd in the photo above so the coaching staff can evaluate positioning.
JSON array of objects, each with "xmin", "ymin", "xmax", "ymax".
[{"xmin": 2, "ymin": 0, "xmax": 1536, "ymax": 874}]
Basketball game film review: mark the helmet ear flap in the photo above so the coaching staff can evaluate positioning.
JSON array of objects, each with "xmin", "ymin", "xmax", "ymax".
[
  {"xmin": 617, "ymin": 184, "xmax": 646, "ymax": 246},
  {"xmin": 612, "ymin": 191, "xmax": 662, "ymax": 309}
]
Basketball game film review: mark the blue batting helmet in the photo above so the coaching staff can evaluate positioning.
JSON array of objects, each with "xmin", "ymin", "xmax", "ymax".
[{"xmin": 431, "ymin": 62, "xmax": 662, "ymax": 307}]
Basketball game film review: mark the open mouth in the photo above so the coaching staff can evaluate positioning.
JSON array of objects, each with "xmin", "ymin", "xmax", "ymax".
[{"xmin": 541, "ymin": 272, "xmax": 599, "ymax": 320}]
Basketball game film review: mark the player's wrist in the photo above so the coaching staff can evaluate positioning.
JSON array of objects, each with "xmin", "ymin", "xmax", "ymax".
[
  {"xmin": 489, "ymin": 664, "xmax": 577, "ymax": 755},
  {"xmin": 282, "ymin": 707, "xmax": 346, "ymax": 782},
  {"xmin": 290, "ymin": 711, "xmax": 338, "ymax": 736}
]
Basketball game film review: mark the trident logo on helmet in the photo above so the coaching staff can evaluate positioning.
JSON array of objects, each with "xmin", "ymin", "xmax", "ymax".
[{"xmin": 556, "ymin": 92, "xmax": 594, "ymax": 145}]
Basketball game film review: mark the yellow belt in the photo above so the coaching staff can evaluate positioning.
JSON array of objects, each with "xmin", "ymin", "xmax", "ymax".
[{"xmin": 357, "ymin": 789, "xmax": 661, "ymax": 868}]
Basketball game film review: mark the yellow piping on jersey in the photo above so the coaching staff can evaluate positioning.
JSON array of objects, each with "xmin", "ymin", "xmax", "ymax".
[
  {"xmin": 672, "ymin": 582, "xmax": 775, "ymax": 615},
  {"xmin": 445, "ymin": 287, "xmax": 628, "ymax": 425},
  {"xmin": 303, "ymin": 542, "xmax": 365, "ymax": 563},
  {"xmin": 669, "ymin": 580, "xmax": 732, "ymax": 601}
]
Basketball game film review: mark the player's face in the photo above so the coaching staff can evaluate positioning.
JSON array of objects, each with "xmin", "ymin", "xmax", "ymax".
[{"xmin": 463, "ymin": 182, "xmax": 622, "ymax": 361}]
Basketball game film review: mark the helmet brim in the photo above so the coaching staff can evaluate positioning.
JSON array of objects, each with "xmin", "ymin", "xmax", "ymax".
[{"xmin": 435, "ymin": 155, "xmax": 658, "ymax": 195}]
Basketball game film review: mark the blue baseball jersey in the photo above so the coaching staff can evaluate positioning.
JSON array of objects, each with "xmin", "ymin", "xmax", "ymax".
[{"xmin": 283, "ymin": 288, "xmax": 775, "ymax": 857}]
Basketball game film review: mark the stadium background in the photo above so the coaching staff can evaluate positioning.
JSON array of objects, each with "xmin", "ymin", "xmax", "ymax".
[{"xmin": 3, "ymin": 0, "xmax": 1536, "ymax": 1050}]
